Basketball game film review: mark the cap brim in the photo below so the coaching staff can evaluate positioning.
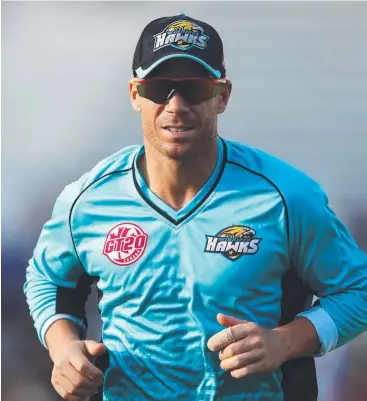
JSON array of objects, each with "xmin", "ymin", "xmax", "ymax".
[{"xmin": 135, "ymin": 54, "xmax": 222, "ymax": 79}]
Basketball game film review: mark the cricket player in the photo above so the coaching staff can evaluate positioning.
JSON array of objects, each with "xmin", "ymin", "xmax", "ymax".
[{"xmin": 24, "ymin": 14, "xmax": 367, "ymax": 401}]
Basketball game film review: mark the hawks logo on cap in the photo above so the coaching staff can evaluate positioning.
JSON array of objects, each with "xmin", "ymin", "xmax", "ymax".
[
  {"xmin": 103, "ymin": 222, "xmax": 148, "ymax": 266},
  {"xmin": 153, "ymin": 20, "xmax": 210, "ymax": 52},
  {"xmin": 205, "ymin": 225, "xmax": 262, "ymax": 261}
]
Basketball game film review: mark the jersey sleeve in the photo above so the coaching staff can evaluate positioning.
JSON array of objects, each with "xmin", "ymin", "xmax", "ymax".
[
  {"xmin": 23, "ymin": 178, "xmax": 93, "ymax": 348},
  {"xmin": 289, "ymin": 181, "xmax": 367, "ymax": 356}
]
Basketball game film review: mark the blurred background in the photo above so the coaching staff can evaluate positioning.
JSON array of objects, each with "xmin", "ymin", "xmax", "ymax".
[{"xmin": 2, "ymin": 1, "xmax": 367, "ymax": 400}]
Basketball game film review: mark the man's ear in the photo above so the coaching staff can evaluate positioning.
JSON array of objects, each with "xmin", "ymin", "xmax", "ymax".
[
  {"xmin": 217, "ymin": 80, "xmax": 232, "ymax": 114},
  {"xmin": 129, "ymin": 81, "xmax": 141, "ymax": 113}
]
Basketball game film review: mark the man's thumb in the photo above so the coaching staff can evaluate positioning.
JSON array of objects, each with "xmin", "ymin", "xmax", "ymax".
[
  {"xmin": 217, "ymin": 313, "xmax": 247, "ymax": 327},
  {"xmin": 84, "ymin": 340, "xmax": 106, "ymax": 358}
]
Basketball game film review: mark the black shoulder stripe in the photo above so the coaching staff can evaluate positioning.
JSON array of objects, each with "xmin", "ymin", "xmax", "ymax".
[{"xmin": 226, "ymin": 160, "xmax": 290, "ymax": 251}]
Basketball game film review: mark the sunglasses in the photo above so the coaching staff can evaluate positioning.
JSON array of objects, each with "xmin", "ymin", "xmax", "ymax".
[{"xmin": 131, "ymin": 77, "xmax": 227, "ymax": 105}]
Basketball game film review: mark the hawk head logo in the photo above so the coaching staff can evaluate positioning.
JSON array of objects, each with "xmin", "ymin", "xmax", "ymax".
[
  {"xmin": 153, "ymin": 20, "xmax": 210, "ymax": 52},
  {"xmin": 205, "ymin": 225, "xmax": 261, "ymax": 261}
]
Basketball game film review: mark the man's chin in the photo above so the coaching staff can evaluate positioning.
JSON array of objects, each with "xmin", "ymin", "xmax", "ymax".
[{"xmin": 159, "ymin": 142, "xmax": 197, "ymax": 160}]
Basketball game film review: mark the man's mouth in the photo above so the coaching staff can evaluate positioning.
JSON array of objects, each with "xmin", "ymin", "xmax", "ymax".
[{"xmin": 162, "ymin": 126, "xmax": 194, "ymax": 132}]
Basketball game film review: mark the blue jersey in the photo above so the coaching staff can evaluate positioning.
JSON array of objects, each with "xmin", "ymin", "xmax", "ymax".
[{"xmin": 24, "ymin": 137, "xmax": 367, "ymax": 401}]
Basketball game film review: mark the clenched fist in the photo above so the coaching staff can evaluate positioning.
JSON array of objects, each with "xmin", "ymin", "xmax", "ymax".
[{"xmin": 50, "ymin": 340, "xmax": 106, "ymax": 401}]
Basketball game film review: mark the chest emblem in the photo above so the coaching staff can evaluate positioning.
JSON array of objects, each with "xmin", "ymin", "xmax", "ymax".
[
  {"xmin": 103, "ymin": 222, "xmax": 148, "ymax": 266},
  {"xmin": 205, "ymin": 225, "xmax": 262, "ymax": 261}
]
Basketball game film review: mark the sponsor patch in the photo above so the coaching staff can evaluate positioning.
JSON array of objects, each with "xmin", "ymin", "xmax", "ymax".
[{"xmin": 103, "ymin": 222, "xmax": 148, "ymax": 266}]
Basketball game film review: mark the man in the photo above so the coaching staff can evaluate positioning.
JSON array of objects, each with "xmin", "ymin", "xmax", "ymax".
[{"xmin": 24, "ymin": 13, "xmax": 367, "ymax": 401}]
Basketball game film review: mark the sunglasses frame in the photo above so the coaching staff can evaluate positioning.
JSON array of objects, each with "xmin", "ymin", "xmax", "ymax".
[{"xmin": 130, "ymin": 76, "xmax": 228, "ymax": 105}]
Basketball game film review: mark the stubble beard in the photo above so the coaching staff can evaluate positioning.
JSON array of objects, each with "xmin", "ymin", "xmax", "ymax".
[{"xmin": 143, "ymin": 117, "xmax": 218, "ymax": 162}]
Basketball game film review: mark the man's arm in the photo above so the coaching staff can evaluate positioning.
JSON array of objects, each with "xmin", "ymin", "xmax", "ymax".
[
  {"xmin": 23, "ymin": 180, "xmax": 90, "ymax": 347},
  {"xmin": 289, "ymin": 181, "xmax": 367, "ymax": 355},
  {"xmin": 24, "ymin": 179, "xmax": 104, "ymax": 400},
  {"xmin": 273, "ymin": 316, "xmax": 320, "ymax": 359},
  {"xmin": 45, "ymin": 319, "xmax": 82, "ymax": 359},
  {"xmin": 207, "ymin": 180, "xmax": 367, "ymax": 377}
]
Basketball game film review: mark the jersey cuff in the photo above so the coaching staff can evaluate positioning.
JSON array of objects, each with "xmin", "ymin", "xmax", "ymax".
[
  {"xmin": 296, "ymin": 307, "xmax": 338, "ymax": 356},
  {"xmin": 40, "ymin": 314, "xmax": 87, "ymax": 349}
]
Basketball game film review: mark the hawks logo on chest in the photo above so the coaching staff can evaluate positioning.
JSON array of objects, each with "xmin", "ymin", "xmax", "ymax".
[
  {"xmin": 205, "ymin": 225, "xmax": 262, "ymax": 261},
  {"xmin": 103, "ymin": 222, "xmax": 148, "ymax": 266}
]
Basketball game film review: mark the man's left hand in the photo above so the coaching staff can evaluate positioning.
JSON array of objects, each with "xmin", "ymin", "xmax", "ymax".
[{"xmin": 207, "ymin": 313, "xmax": 289, "ymax": 379}]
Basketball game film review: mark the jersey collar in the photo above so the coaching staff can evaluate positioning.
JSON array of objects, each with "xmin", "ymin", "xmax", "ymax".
[{"xmin": 132, "ymin": 137, "xmax": 227, "ymax": 226}]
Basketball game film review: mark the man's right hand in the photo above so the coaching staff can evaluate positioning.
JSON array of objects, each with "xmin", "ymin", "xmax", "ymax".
[{"xmin": 50, "ymin": 340, "xmax": 106, "ymax": 401}]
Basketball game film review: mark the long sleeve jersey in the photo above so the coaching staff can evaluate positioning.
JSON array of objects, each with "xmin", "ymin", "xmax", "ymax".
[{"xmin": 24, "ymin": 137, "xmax": 367, "ymax": 401}]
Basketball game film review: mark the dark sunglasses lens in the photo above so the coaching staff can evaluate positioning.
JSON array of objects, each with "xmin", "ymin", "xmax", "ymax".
[
  {"xmin": 178, "ymin": 81, "xmax": 218, "ymax": 105},
  {"xmin": 137, "ymin": 80, "xmax": 172, "ymax": 104},
  {"xmin": 137, "ymin": 79, "xmax": 220, "ymax": 105}
]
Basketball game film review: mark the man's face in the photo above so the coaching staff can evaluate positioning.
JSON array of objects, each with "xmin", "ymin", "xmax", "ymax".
[{"xmin": 129, "ymin": 59, "xmax": 232, "ymax": 160}]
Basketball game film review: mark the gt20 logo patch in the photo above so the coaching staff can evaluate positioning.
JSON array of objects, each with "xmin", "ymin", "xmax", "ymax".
[
  {"xmin": 103, "ymin": 223, "xmax": 148, "ymax": 266},
  {"xmin": 205, "ymin": 225, "xmax": 261, "ymax": 261}
]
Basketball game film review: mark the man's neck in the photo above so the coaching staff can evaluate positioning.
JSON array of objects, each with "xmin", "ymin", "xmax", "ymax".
[{"xmin": 139, "ymin": 140, "xmax": 219, "ymax": 211}]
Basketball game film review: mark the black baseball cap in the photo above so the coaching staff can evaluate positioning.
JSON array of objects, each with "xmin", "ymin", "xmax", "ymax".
[{"xmin": 132, "ymin": 13, "xmax": 226, "ymax": 79}]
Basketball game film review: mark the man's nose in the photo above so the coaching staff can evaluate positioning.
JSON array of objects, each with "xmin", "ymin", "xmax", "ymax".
[{"xmin": 164, "ymin": 90, "xmax": 189, "ymax": 112}]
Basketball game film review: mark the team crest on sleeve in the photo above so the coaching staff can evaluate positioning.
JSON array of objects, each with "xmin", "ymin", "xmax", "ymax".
[
  {"xmin": 103, "ymin": 223, "xmax": 148, "ymax": 266},
  {"xmin": 205, "ymin": 225, "xmax": 262, "ymax": 261},
  {"xmin": 153, "ymin": 20, "xmax": 210, "ymax": 52}
]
